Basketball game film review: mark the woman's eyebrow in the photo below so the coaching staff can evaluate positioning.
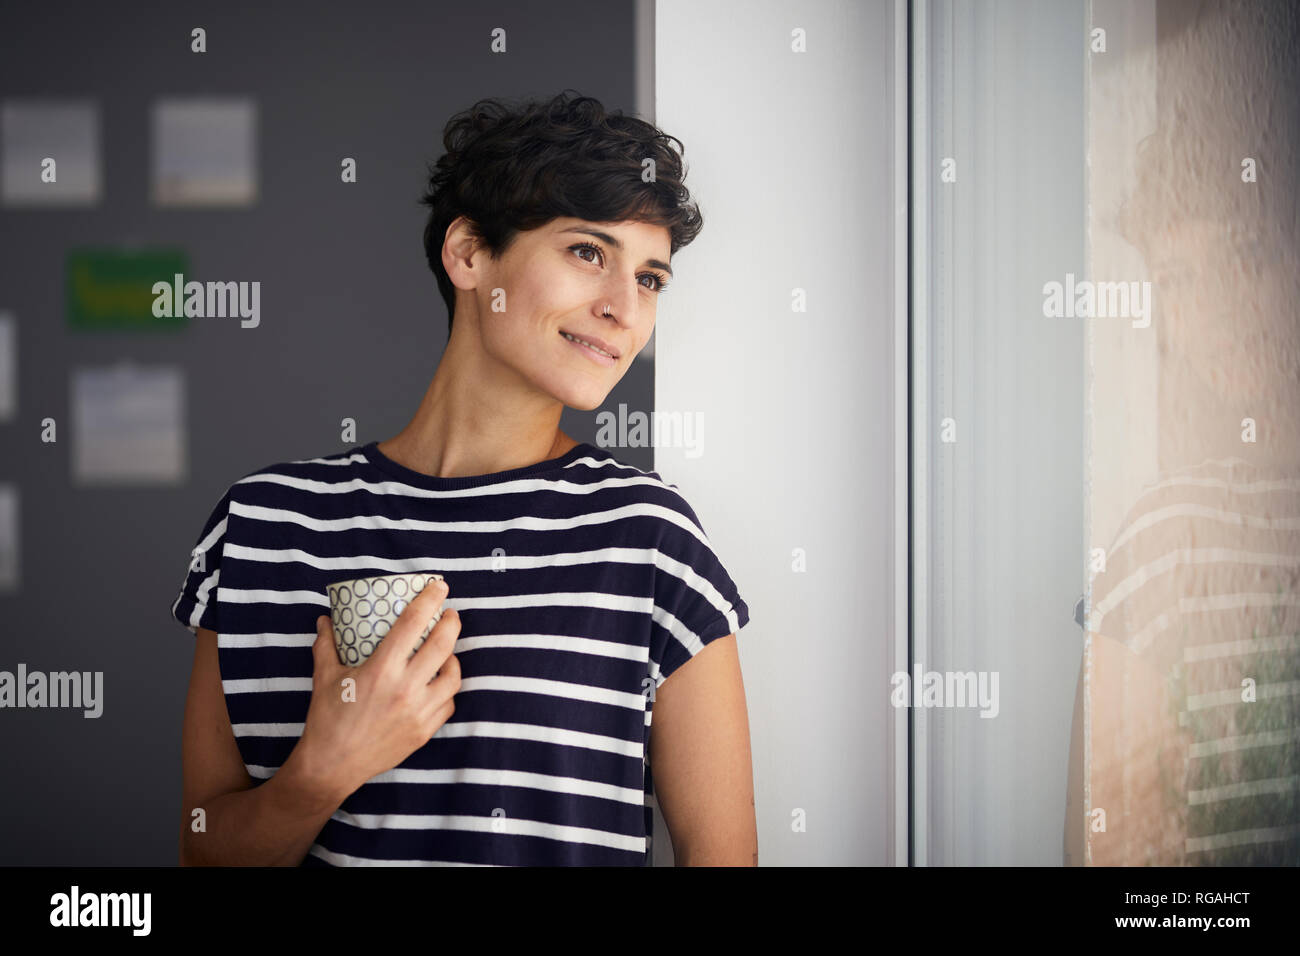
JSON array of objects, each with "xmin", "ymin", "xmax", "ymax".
[{"xmin": 557, "ymin": 226, "xmax": 673, "ymax": 277}]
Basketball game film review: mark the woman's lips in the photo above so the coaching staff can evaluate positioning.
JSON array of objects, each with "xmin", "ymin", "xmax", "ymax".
[{"xmin": 559, "ymin": 330, "xmax": 618, "ymax": 367}]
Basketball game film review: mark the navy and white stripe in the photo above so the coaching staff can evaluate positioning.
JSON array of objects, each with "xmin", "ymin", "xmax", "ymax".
[
  {"xmin": 170, "ymin": 440, "xmax": 749, "ymax": 866},
  {"xmin": 1086, "ymin": 457, "xmax": 1300, "ymax": 864}
]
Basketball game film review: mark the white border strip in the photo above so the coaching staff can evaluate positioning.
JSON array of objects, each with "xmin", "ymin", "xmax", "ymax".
[
  {"xmin": 893, "ymin": 0, "xmax": 912, "ymax": 869},
  {"xmin": 908, "ymin": 0, "xmax": 929, "ymax": 868},
  {"xmin": 1082, "ymin": 0, "xmax": 1096, "ymax": 866}
]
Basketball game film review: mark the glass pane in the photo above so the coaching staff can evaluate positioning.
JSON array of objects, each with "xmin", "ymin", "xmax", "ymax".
[
  {"xmin": 1082, "ymin": 0, "xmax": 1300, "ymax": 865},
  {"xmin": 914, "ymin": 0, "xmax": 1300, "ymax": 866},
  {"xmin": 911, "ymin": 0, "xmax": 1088, "ymax": 864}
]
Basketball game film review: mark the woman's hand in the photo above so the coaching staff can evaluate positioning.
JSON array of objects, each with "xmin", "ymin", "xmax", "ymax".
[{"xmin": 296, "ymin": 578, "xmax": 461, "ymax": 800}]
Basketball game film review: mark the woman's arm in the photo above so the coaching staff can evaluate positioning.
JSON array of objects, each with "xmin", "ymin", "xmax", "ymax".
[
  {"xmin": 648, "ymin": 633, "xmax": 758, "ymax": 865},
  {"xmin": 179, "ymin": 627, "xmax": 350, "ymax": 866}
]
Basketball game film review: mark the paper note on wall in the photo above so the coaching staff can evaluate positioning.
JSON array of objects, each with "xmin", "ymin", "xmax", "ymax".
[
  {"xmin": 1, "ymin": 100, "xmax": 101, "ymax": 205},
  {"xmin": 151, "ymin": 98, "xmax": 257, "ymax": 206},
  {"xmin": 71, "ymin": 364, "xmax": 186, "ymax": 485},
  {"xmin": 65, "ymin": 248, "xmax": 189, "ymax": 331}
]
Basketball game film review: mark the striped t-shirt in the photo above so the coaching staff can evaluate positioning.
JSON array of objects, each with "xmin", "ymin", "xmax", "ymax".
[
  {"xmin": 1084, "ymin": 457, "xmax": 1300, "ymax": 865},
  {"xmin": 170, "ymin": 439, "xmax": 750, "ymax": 866}
]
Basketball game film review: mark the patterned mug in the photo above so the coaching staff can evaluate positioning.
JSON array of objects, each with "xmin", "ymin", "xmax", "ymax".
[{"xmin": 326, "ymin": 572, "xmax": 445, "ymax": 667}]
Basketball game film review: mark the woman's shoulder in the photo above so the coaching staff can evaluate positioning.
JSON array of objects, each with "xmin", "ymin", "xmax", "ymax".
[
  {"xmin": 571, "ymin": 443, "xmax": 704, "ymax": 511},
  {"xmin": 213, "ymin": 442, "xmax": 368, "ymax": 506},
  {"xmin": 568, "ymin": 447, "xmax": 732, "ymax": 565}
]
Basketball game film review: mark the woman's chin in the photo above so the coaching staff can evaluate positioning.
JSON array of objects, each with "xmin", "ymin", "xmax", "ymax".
[
  {"xmin": 567, "ymin": 394, "xmax": 609, "ymax": 413},
  {"xmin": 547, "ymin": 383, "xmax": 610, "ymax": 412}
]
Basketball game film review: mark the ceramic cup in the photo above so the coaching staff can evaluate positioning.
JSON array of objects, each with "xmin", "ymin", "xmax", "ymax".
[{"xmin": 326, "ymin": 572, "xmax": 445, "ymax": 667}]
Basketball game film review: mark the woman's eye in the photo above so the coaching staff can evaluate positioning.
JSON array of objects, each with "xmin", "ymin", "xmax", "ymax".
[
  {"xmin": 572, "ymin": 242, "xmax": 602, "ymax": 264},
  {"xmin": 571, "ymin": 242, "xmax": 669, "ymax": 293}
]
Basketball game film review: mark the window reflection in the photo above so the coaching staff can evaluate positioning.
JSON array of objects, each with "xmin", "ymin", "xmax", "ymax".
[{"xmin": 1074, "ymin": 0, "xmax": 1300, "ymax": 865}]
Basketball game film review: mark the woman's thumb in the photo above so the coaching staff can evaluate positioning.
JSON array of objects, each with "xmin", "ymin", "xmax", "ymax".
[{"xmin": 314, "ymin": 615, "xmax": 338, "ymax": 667}]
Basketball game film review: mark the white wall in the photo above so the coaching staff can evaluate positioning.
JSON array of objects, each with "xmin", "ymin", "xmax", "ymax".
[{"xmin": 652, "ymin": 0, "xmax": 904, "ymax": 865}]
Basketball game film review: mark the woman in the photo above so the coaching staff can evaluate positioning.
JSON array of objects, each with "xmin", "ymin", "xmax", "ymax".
[{"xmin": 171, "ymin": 91, "xmax": 756, "ymax": 866}]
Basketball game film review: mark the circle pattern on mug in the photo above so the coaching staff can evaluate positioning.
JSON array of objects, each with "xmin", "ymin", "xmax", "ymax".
[{"xmin": 328, "ymin": 572, "xmax": 445, "ymax": 667}]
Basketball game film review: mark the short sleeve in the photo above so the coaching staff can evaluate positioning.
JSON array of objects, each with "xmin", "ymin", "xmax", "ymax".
[
  {"xmin": 170, "ymin": 487, "xmax": 234, "ymax": 635},
  {"xmin": 648, "ymin": 490, "xmax": 750, "ymax": 689}
]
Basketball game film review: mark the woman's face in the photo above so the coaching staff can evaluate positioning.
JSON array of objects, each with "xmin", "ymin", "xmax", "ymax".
[{"xmin": 462, "ymin": 216, "xmax": 673, "ymax": 411}]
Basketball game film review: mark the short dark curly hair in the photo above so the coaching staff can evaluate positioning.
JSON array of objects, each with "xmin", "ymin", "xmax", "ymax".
[{"xmin": 419, "ymin": 89, "xmax": 704, "ymax": 333}]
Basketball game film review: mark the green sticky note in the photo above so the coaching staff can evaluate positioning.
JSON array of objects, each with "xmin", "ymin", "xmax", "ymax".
[{"xmin": 67, "ymin": 248, "xmax": 190, "ymax": 331}]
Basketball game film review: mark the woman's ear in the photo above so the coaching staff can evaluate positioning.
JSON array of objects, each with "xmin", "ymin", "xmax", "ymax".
[{"xmin": 443, "ymin": 217, "xmax": 486, "ymax": 294}]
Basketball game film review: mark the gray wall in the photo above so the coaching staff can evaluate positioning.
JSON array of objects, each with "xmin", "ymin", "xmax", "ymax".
[{"xmin": 0, "ymin": 0, "xmax": 648, "ymax": 865}]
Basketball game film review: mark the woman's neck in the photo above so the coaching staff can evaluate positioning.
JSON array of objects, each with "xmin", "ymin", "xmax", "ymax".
[{"xmin": 378, "ymin": 322, "xmax": 573, "ymax": 479}]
